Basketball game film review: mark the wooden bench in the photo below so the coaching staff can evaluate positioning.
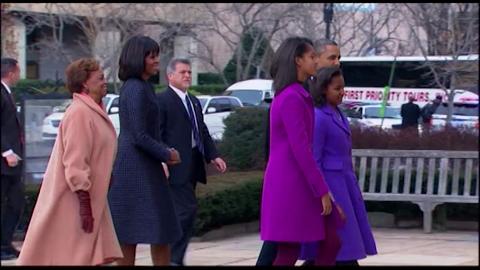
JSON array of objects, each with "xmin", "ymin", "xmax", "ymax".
[{"xmin": 352, "ymin": 149, "xmax": 478, "ymax": 233}]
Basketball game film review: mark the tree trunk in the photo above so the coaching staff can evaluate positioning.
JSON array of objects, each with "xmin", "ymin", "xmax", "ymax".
[{"xmin": 446, "ymin": 74, "xmax": 456, "ymax": 125}]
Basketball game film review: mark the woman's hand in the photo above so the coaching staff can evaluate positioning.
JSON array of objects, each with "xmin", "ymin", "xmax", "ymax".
[{"xmin": 320, "ymin": 193, "xmax": 332, "ymax": 216}]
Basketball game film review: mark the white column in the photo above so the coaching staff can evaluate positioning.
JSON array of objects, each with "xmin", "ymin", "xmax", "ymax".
[
  {"xmin": 2, "ymin": 17, "xmax": 26, "ymax": 79},
  {"xmin": 174, "ymin": 35, "xmax": 198, "ymax": 85},
  {"xmin": 94, "ymin": 30, "xmax": 121, "ymax": 83}
]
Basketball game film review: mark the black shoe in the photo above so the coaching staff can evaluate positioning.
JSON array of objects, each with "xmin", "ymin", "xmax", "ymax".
[
  {"xmin": 302, "ymin": 260, "xmax": 314, "ymax": 266},
  {"xmin": 1, "ymin": 250, "xmax": 17, "ymax": 261}
]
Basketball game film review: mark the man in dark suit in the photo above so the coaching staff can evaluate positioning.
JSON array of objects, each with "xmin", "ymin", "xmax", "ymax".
[
  {"xmin": 401, "ymin": 96, "xmax": 421, "ymax": 130},
  {"xmin": 1, "ymin": 58, "xmax": 25, "ymax": 260},
  {"xmin": 157, "ymin": 58, "xmax": 227, "ymax": 266}
]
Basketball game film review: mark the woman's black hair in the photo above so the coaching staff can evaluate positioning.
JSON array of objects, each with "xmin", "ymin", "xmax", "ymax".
[
  {"xmin": 270, "ymin": 36, "xmax": 313, "ymax": 96},
  {"xmin": 309, "ymin": 66, "xmax": 343, "ymax": 107},
  {"xmin": 118, "ymin": 35, "xmax": 160, "ymax": 81}
]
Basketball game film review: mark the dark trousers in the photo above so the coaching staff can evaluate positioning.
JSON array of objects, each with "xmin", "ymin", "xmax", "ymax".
[
  {"xmin": 256, "ymin": 241, "xmax": 277, "ymax": 266},
  {"xmin": 1, "ymin": 174, "xmax": 25, "ymax": 250},
  {"xmin": 170, "ymin": 148, "xmax": 202, "ymax": 265}
]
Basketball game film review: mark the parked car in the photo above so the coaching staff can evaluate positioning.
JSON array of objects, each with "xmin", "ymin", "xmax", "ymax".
[
  {"xmin": 342, "ymin": 104, "xmax": 403, "ymax": 130},
  {"xmin": 431, "ymin": 102, "xmax": 479, "ymax": 131},
  {"xmin": 197, "ymin": 95, "xmax": 243, "ymax": 140},
  {"xmin": 42, "ymin": 94, "xmax": 120, "ymax": 140},
  {"xmin": 224, "ymin": 79, "xmax": 273, "ymax": 107}
]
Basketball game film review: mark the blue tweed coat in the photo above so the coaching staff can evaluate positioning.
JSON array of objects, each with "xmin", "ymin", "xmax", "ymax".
[{"xmin": 108, "ymin": 78, "xmax": 182, "ymax": 244}]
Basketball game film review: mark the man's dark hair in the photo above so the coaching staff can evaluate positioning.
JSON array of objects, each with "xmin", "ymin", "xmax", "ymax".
[
  {"xmin": 314, "ymin": 38, "xmax": 338, "ymax": 55},
  {"xmin": 270, "ymin": 36, "xmax": 313, "ymax": 96},
  {"xmin": 309, "ymin": 66, "xmax": 343, "ymax": 107},
  {"xmin": 118, "ymin": 35, "xmax": 160, "ymax": 81},
  {"xmin": 1, "ymin": 58, "xmax": 18, "ymax": 78}
]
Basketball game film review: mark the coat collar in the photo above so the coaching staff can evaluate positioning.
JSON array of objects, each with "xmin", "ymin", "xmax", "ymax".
[
  {"xmin": 72, "ymin": 93, "xmax": 116, "ymax": 134},
  {"xmin": 320, "ymin": 104, "xmax": 350, "ymax": 135}
]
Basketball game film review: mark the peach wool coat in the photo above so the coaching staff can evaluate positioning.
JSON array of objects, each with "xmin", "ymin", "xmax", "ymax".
[{"xmin": 17, "ymin": 93, "xmax": 122, "ymax": 265}]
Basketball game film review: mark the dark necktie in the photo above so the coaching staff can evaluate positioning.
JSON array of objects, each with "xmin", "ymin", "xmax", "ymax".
[{"xmin": 185, "ymin": 95, "xmax": 204, "ymax": 155}]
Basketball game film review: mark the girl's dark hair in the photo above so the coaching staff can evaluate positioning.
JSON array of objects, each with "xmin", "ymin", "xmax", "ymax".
[
  {"xmin": 270, "ymin": 36, "xmax": 313, "ymax": 96},
  {"xmin": 309, "ymin": 66, "xmax": 343, "ymax": 107},
  {"xmin": 118, "ymin": 35, "xmax": 160, "ymax": 81}
]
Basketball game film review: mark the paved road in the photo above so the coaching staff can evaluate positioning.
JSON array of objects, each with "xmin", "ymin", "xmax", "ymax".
[{"xmin": 2, "ymin": 227, "xmax": 477, "ymax": 266}]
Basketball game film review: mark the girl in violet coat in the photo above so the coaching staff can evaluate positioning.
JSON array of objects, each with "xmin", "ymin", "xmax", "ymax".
[{"xmin": 307, "ymin": 67, "xmax": 378, "ymax": 265}]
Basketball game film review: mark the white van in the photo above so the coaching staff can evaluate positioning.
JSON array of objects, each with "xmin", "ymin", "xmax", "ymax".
[{"xmin": 224, "ymin": 79, "xmax": 273, "ymax": 106}]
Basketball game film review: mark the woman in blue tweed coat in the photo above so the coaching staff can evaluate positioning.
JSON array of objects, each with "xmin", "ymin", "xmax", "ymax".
[{"xmin": 108, "ymin": 35, "xmax": 182, "ymax": 266}]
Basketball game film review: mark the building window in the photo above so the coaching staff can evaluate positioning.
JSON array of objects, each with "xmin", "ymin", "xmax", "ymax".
[{"xmin": 26, "ymin": 61, "xmax": 39, "ymax": 79}]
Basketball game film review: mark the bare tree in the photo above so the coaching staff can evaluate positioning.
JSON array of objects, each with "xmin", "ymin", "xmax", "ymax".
[
  {"xmin": 286, "ymin": 4, "xmax": 413, "ymax": 56},
  {"xmin": 404, "ymin": 3, "xmax": 479, "ymax": 124},
  {"xmin": 183, "ymin": 3, "xmax": 302, "ymax": 84},
  {"xmin": 5, "ymin": 3, "xmax": 153, "ymax": 91}
]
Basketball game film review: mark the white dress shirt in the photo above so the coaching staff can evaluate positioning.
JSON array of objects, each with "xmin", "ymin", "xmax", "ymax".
[{"xmin": 170, "ymin": 84, "xmax": 199, "ymax": 148}]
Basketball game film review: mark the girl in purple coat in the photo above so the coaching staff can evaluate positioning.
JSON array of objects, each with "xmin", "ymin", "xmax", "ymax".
[
  {"xmin": 309, "ymin": 67, "xmax": 378, "ymax": 265},
  {"xmin": 260, "ymin": 37, "xmax": 345, "ymax": 266}
]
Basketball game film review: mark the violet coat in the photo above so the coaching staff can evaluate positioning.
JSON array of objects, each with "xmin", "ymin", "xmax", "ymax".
[
  {"xmin": 313, "ymin": 104, "xmax": 377, "ymax": 261},
  {"xmin": 260, "ymin": 83, "xmax": 331, "ymax": 242},
  {"xmin": 17, "ymin": 94, "xmax": 122, "ymax": 265}
]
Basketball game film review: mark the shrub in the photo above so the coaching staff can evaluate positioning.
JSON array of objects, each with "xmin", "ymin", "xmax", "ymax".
[
  {"xmin": 189, "ymin": 84, "xmax": 227, "ymax": 95},
  {"xmin": 219, "ymin": 107, "xmax": 268, "ymax": 170},
  {"xmin": 351, "ymin": 125, "xmax": 478, "ymax": 150},
  {"xmin": 194, "ymin": 179, "xmax": 262, "ymax": 236},
  {"xmin": 198, "ymin": 72, "xmax": 226, "ymax": 85}
]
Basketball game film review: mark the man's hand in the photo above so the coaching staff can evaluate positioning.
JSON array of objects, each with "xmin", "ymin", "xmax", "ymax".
[
  {"xmin": 211, "ymin": 157, "xmax": 227, "ymax": 173},
  {"xmin": 167, "ymin": 148, "xmax": 181, "ymax": 165},
  {"xmin": 5, "ymin": 154, "xmax": 20, "ymax": 167}
]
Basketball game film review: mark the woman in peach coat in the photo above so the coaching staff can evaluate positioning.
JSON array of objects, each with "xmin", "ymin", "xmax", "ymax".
[{"xmin": 17, "ymin": 58, "xmax": 122, "ymax": 265}]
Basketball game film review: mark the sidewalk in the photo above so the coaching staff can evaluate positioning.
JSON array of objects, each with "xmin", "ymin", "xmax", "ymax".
[{"xmin": 2, "ymin": 227, "xmax": 478, "ymax": 266}]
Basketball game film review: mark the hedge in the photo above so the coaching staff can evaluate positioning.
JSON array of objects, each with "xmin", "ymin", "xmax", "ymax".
[
  {"xmin": 19, "ymin": 169, "xmax": 477, "ymax": 240},
  {"xmin": 218, "ymin": 110, "xmax": 478, "ymax": 171},
  {"xmin": 18, "ymin": 180, "xmax": 263, "ymax": 238},
  {"xmin": 194, "ymin": 179, "xmax": 262, "ymax": 236}
]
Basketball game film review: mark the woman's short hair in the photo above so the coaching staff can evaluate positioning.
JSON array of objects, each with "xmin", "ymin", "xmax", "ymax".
[
  {"xmin": 270, "ymin": 36, "xmax": 313, "ymax": 96},
  {"xmin": 309, "ymin": 66, "xmax": 343, "ymax": 107},
  {"xmin": 65, "ymin": 58, "xmax": 100, "ymax": 94},
  {"xmin": 118, "ymin": 35, "xmax": 160, "ymax": 81}
]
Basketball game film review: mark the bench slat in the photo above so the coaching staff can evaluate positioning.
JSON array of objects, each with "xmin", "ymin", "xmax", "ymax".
[
  {"xmin": 476, "ymin": 164, "xmax": 479, "ymax": 196},
  {"xmin": 380, "ymin": 157, "xmax": 390, "ymax": 193},
  {"xmin": 392, "ymin": 157, "xmax": 401, "ymax": 193},
  {"xmin": 359, "ymin": 157, "xmax": 367, "ymax": 192},
  {"xmin": 464, "ymin": 159, "xmax": 473, "ymax": 196},
  {"xmin": 427, "ymin": 158, "xmax": 436, "ymax": 195},
  {"xmin": 452, "ymin": 159, "xmax": 461, "ymax": 195},
  {"xmin": 438, "ymin": 158, "xmax": 449, "ymax": 195},
  {"xmin": 368, "ymin": 157, "xmax": 378, "ymax": 193},
  {"xmin": 415, "ymin": 158, "xmax": 424, "ymax": 194},
  {"xmin": 404, "ymin": 158, "xmax": 413, "ymax": 194},
  {"xmin": 352, "ymin": 156, "xmax": 356, "ymax": 172}
]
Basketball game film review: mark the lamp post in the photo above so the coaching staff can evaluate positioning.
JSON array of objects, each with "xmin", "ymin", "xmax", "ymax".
[{"xmin": 323, "ymin": 3, "xmax": 334, "ymax": 39}]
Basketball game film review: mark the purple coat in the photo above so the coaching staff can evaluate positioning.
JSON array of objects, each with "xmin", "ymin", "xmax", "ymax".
[
  {"xmin": 313, "ymin": 105, "xmax": 377, "ymax": 260},
  {"xmin": 260, "ymin": 83, "xmax": 330, "ymax": 242}
]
